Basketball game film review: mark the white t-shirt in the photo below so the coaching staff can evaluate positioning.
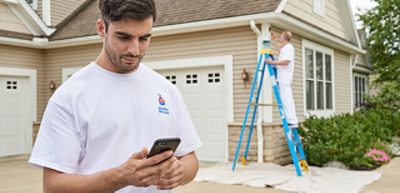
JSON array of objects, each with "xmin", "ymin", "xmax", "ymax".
[
  {"xmin": 29, "ymin": 62, "xmax": 202, "ymax": 193},
  {"xmin": 277, "ymin": 43, "xmax": 295, "ymax": 85}
]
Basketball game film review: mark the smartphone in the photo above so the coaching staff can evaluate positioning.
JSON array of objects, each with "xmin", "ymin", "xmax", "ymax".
[{"xmin": 146, "ymin": 137, "xmax": 181, "ymax": 158}]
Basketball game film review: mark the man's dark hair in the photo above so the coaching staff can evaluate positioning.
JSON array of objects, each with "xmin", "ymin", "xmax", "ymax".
[{"xmin": 99, "ymin": 0, "xmax": 156, "ymax": 31}]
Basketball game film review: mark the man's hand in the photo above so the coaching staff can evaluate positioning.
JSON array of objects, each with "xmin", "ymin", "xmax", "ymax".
[
  {"xmin": 266, "ymin": 58, "xmax": 274, "ymax": 65},
  {"xmin": 157, "ymin": 156, "xmax": 184, "ymax": 190},
  {"xmin": 118, "ymin": 148, "xmax": 174, "ymax": 187}
]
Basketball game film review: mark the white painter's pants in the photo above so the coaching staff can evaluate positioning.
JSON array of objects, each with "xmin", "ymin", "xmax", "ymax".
[{"xmin": 279, "ymin": 83, "xmax": 298, "ymax": 125}]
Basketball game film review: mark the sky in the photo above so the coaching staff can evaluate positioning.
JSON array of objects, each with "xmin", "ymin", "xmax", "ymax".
[{"xmin": 349, "ymin": 0, "xmax": 378, "ymax": 28}]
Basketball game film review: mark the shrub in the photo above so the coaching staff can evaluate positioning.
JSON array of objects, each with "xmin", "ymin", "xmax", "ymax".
[{"xmin": 299, "ymin": 110, "xmax": 398, "ymax": 170}]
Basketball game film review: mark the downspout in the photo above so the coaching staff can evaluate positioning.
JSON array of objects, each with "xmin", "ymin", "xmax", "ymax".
[{"xmin": 250, "ymin": 20, "xmax": 264, "ymax": 163}]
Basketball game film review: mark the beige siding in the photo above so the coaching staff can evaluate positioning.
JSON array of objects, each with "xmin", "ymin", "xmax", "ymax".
[
  {"xmin": 50, "ymin": 0, "xmax": 86, "ymax": 26},
  {"xmin": 44, "ymin": 26, "xmax": 258, "ymax": 122},
  {"xmin": 334, "ymin": 50, "xmax": 351, "ymax": 114},
  {"xmin": 0, "ymin": 3, "xmax": 31, "ymax": 34},
  {"xmin": 271, "ymin": 28, "xmax": 305, "ymax": 124},
  {"xmin": 0, "ymin": 45, "xmax": 45, "ymax": 121},
  {"xmin": 145, "ymin": 26, "xmax": 257, "ymax": 122},
  {"xmin": 284, "ymin": 0, "xmax": 347, "ymax": 40},
  {"xmin": 44, "ymin": 44, "xmax": 101, "ymax": 101},
  {"xmin": 37, "ymin": 0, "xmax": 43, "ymax": 18}
]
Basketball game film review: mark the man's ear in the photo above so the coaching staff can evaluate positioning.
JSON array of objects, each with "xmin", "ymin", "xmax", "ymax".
[{"xmin": 97, "ymin": 19, "xmax": 106, "ymax": 38}]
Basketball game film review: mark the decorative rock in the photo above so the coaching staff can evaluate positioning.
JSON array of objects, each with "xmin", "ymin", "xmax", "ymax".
[{"xmin": 323, "ymin": 161, "xmax": 350, "ymax": 170}]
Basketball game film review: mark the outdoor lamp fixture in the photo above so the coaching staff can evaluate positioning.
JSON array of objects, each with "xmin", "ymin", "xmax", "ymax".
[
  {"xmin": 49, "ymin": 81, "xmax": 56, "ymax": 91},
  {"xmin": 241, "ymin": 68, "xmax": 250, "ymax": 88}
]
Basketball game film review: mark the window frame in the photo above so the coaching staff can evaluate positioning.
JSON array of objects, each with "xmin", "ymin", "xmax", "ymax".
[
  {"xmin": 303, "ymin": 39, "xmax": 335, "ymax": 118},
  {"xmin": 313, "ymin": 0, "xmax": 326, "ymax": 17},
  {"xmin": 353, "ymin": 73, "xmax": 369, "ymax": 110}
]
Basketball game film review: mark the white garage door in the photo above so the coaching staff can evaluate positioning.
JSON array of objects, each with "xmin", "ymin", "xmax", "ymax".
[
  {"xmin": 159, "ymin": 66, "xmax": 227, "ymax": 162},
  {"xmin": 0, "ymin": 76, "xmax": 31, "ymax": 157}
]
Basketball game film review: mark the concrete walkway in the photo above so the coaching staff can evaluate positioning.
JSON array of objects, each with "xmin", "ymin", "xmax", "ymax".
[
  {"xmin": 360, "ymin": 158, "xmax": 400, "ymax": 193},
  {"xmin": 0, "ymin": 156, "xmax": 399, "ymax": 193}
]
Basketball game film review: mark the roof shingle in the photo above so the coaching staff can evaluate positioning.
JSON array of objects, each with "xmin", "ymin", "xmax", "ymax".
[{"xmin": 50, "ymin": 0, "xmax": 281, "ymax": 40}]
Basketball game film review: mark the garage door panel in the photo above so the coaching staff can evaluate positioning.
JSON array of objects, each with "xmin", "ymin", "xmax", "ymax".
[
  {"xmin": 0, "ymin": 76, "xmax": 30, "ymax": 157},
  {"xmin": 0, "ymin": 136, "xmax": 25, "ymax": 156},
  {"xmin": 158, "ymin": 66, "xmax": 226, "ymax": 162}
]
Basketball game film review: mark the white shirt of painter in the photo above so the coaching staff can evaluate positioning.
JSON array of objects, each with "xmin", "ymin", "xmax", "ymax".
[
  {"xmin": 29, "ymin": 62, "xmax": 202, "ymax": 193},
  {"xmin": 277, "ymin": 43, "xmax": 295, "ymax": 85},
  {"xmin": 277, "ymin": 43, "xmax": 298, "ymax": 124}
]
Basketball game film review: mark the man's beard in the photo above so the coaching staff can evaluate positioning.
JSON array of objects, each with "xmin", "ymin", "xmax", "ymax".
[{"xmin": 105, "ymin": 42, "xmax": 143, "ymax": 74}]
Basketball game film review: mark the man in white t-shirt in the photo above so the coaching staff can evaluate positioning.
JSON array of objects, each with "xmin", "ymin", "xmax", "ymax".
[
  {"xmin": 266, "ymin": 31, "xmax": 298, "ymax": 126},
  {"xmin": 29, "ymin": 0, "xmax": 201, "ymax": 192}
]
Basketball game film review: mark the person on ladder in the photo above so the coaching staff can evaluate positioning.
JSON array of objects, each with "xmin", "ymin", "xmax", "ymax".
[{"xmin": 266, "ymin": 31, "xmax": 298, "ymax": 128}]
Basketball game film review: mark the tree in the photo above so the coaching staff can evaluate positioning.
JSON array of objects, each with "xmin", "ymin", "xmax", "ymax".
[{"xmin": 359, "ymin": 0, "xmax": 400, "ymax": 86}]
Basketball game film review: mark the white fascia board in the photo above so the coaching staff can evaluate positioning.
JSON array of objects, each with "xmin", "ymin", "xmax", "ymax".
[
  {"xmin": 0, "ymin": 36, "xmax": 42, "ymax": 48},
  {"xmin": 353, "ymin": 65, "xmax": 373, "ymax": 74}
]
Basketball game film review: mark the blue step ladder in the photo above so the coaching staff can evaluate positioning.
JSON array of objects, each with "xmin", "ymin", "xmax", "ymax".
[{"xmin": 231, "ymin": 39, "xmax": 309, "ymax": 176}]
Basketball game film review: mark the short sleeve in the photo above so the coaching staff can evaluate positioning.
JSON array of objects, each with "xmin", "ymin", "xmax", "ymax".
[
  {"xmin": 29, "ymin": 100, "xmax": 84, "ymax": 174},
  {"xmin": 279, "ymin": 45, "xmax": 294, "ymax": 62},
  {"xmin": 173, "ymin": 92, "xmax": 202, "ymax": 157}
]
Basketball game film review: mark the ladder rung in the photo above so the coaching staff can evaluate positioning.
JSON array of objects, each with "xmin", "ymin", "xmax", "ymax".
[{"xmin": 251, "ymin": 103, "xmax": 278, "ymax": 107}]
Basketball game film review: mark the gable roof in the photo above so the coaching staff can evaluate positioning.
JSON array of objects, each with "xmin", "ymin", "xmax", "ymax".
[{"xmin": 50, "ymin": 0, "xmax": 281, "ymax": 40}]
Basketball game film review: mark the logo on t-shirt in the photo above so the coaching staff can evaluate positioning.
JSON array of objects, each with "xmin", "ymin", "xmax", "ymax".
[{"xmin": 158, "ymin": 94, "xmax": 169, "ymax": 114}]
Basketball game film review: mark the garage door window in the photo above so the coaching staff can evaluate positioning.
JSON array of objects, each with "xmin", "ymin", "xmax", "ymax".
[
  {"xmin": 208, "ymin": 73, "xmax": 221, "ymax": 83},
  {"xmin": 5, "ymin": 80, "xmax": 18, "ymax": 91},
  {"xmin": 165, "ymin": 75, "xmax": 177, "ymax": 85},
  {"xmin": 186, "ymin": 74, "xmax": 198, "ymax": 84}
]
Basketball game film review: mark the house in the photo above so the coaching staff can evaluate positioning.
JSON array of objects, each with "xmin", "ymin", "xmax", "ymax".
[{"xmin": 0, "ymin": 0, "xmax": 367, "ymax": 164}]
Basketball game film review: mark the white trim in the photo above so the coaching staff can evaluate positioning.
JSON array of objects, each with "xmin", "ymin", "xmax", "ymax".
[
  {"xmin": 353, "ymin": 65, "xmax": 373, "ymax": 74},
  {"xmin": 0, "ymin": 67, "xmax": 37, "ymax": 154},
  {"xmin": 350, "ymin": 56, "xmax": 354, "ymax": 114},
  {"xmin": 42, "ymin": 0, "xmax": 50, "ymax": 26},
  {"xmin": 62, "ymin": 67, "xmax": 81, "ymax": 82},
  {"xmin": 302, "ymin": 39, "xmax": 336, "ymax": 118},
  {"xmin": 275, "ymin": 0, "xmax": 288, "ymax": 13},
  {"xmin": 145, "ymin": 55, "xmax": 233, "ymax": 163}
]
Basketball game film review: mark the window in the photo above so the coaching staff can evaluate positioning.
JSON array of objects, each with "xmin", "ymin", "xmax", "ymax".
[
  {"xmin": 304, "ymin": 40, "xmax": 334, "ymax": 116},
  {"xmin": 165, "ymin": 75, "xmax": 177, "ymax": 85},
  {"xmin": 313, "ymin": 0, "xmax": 325, "ymax": 16},
  {"xmin": 5, "ymin": 80, "xmax": 18, "ymax": 91},
  {"xmin": 208, "ymin": 73, "xmax": 221, "ymax": 83},
  {"xmin": 185, "ymin": 74, "xmax": 198, "ymax": 84},
  {"xmin": 354, "ymin": 75, "xmax": 368, "ymax": 109}
]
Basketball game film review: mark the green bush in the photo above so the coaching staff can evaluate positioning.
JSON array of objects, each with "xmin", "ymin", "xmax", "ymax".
[
  {"xmin": 300, "ymin": 109, "xmax": 398, "ymax": 168},
  {"xmin": 298, "ymin": 82, "xmax": 400, "ymax": 170}
]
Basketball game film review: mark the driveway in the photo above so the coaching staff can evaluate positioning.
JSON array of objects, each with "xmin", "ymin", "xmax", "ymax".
[
  {"xmin": 0, "ymin": 156, "xmax": 285, "ymax": 193},
  {"xmin": 1, "ymin": 156, "xmax": 399, "ymax": 193}
]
